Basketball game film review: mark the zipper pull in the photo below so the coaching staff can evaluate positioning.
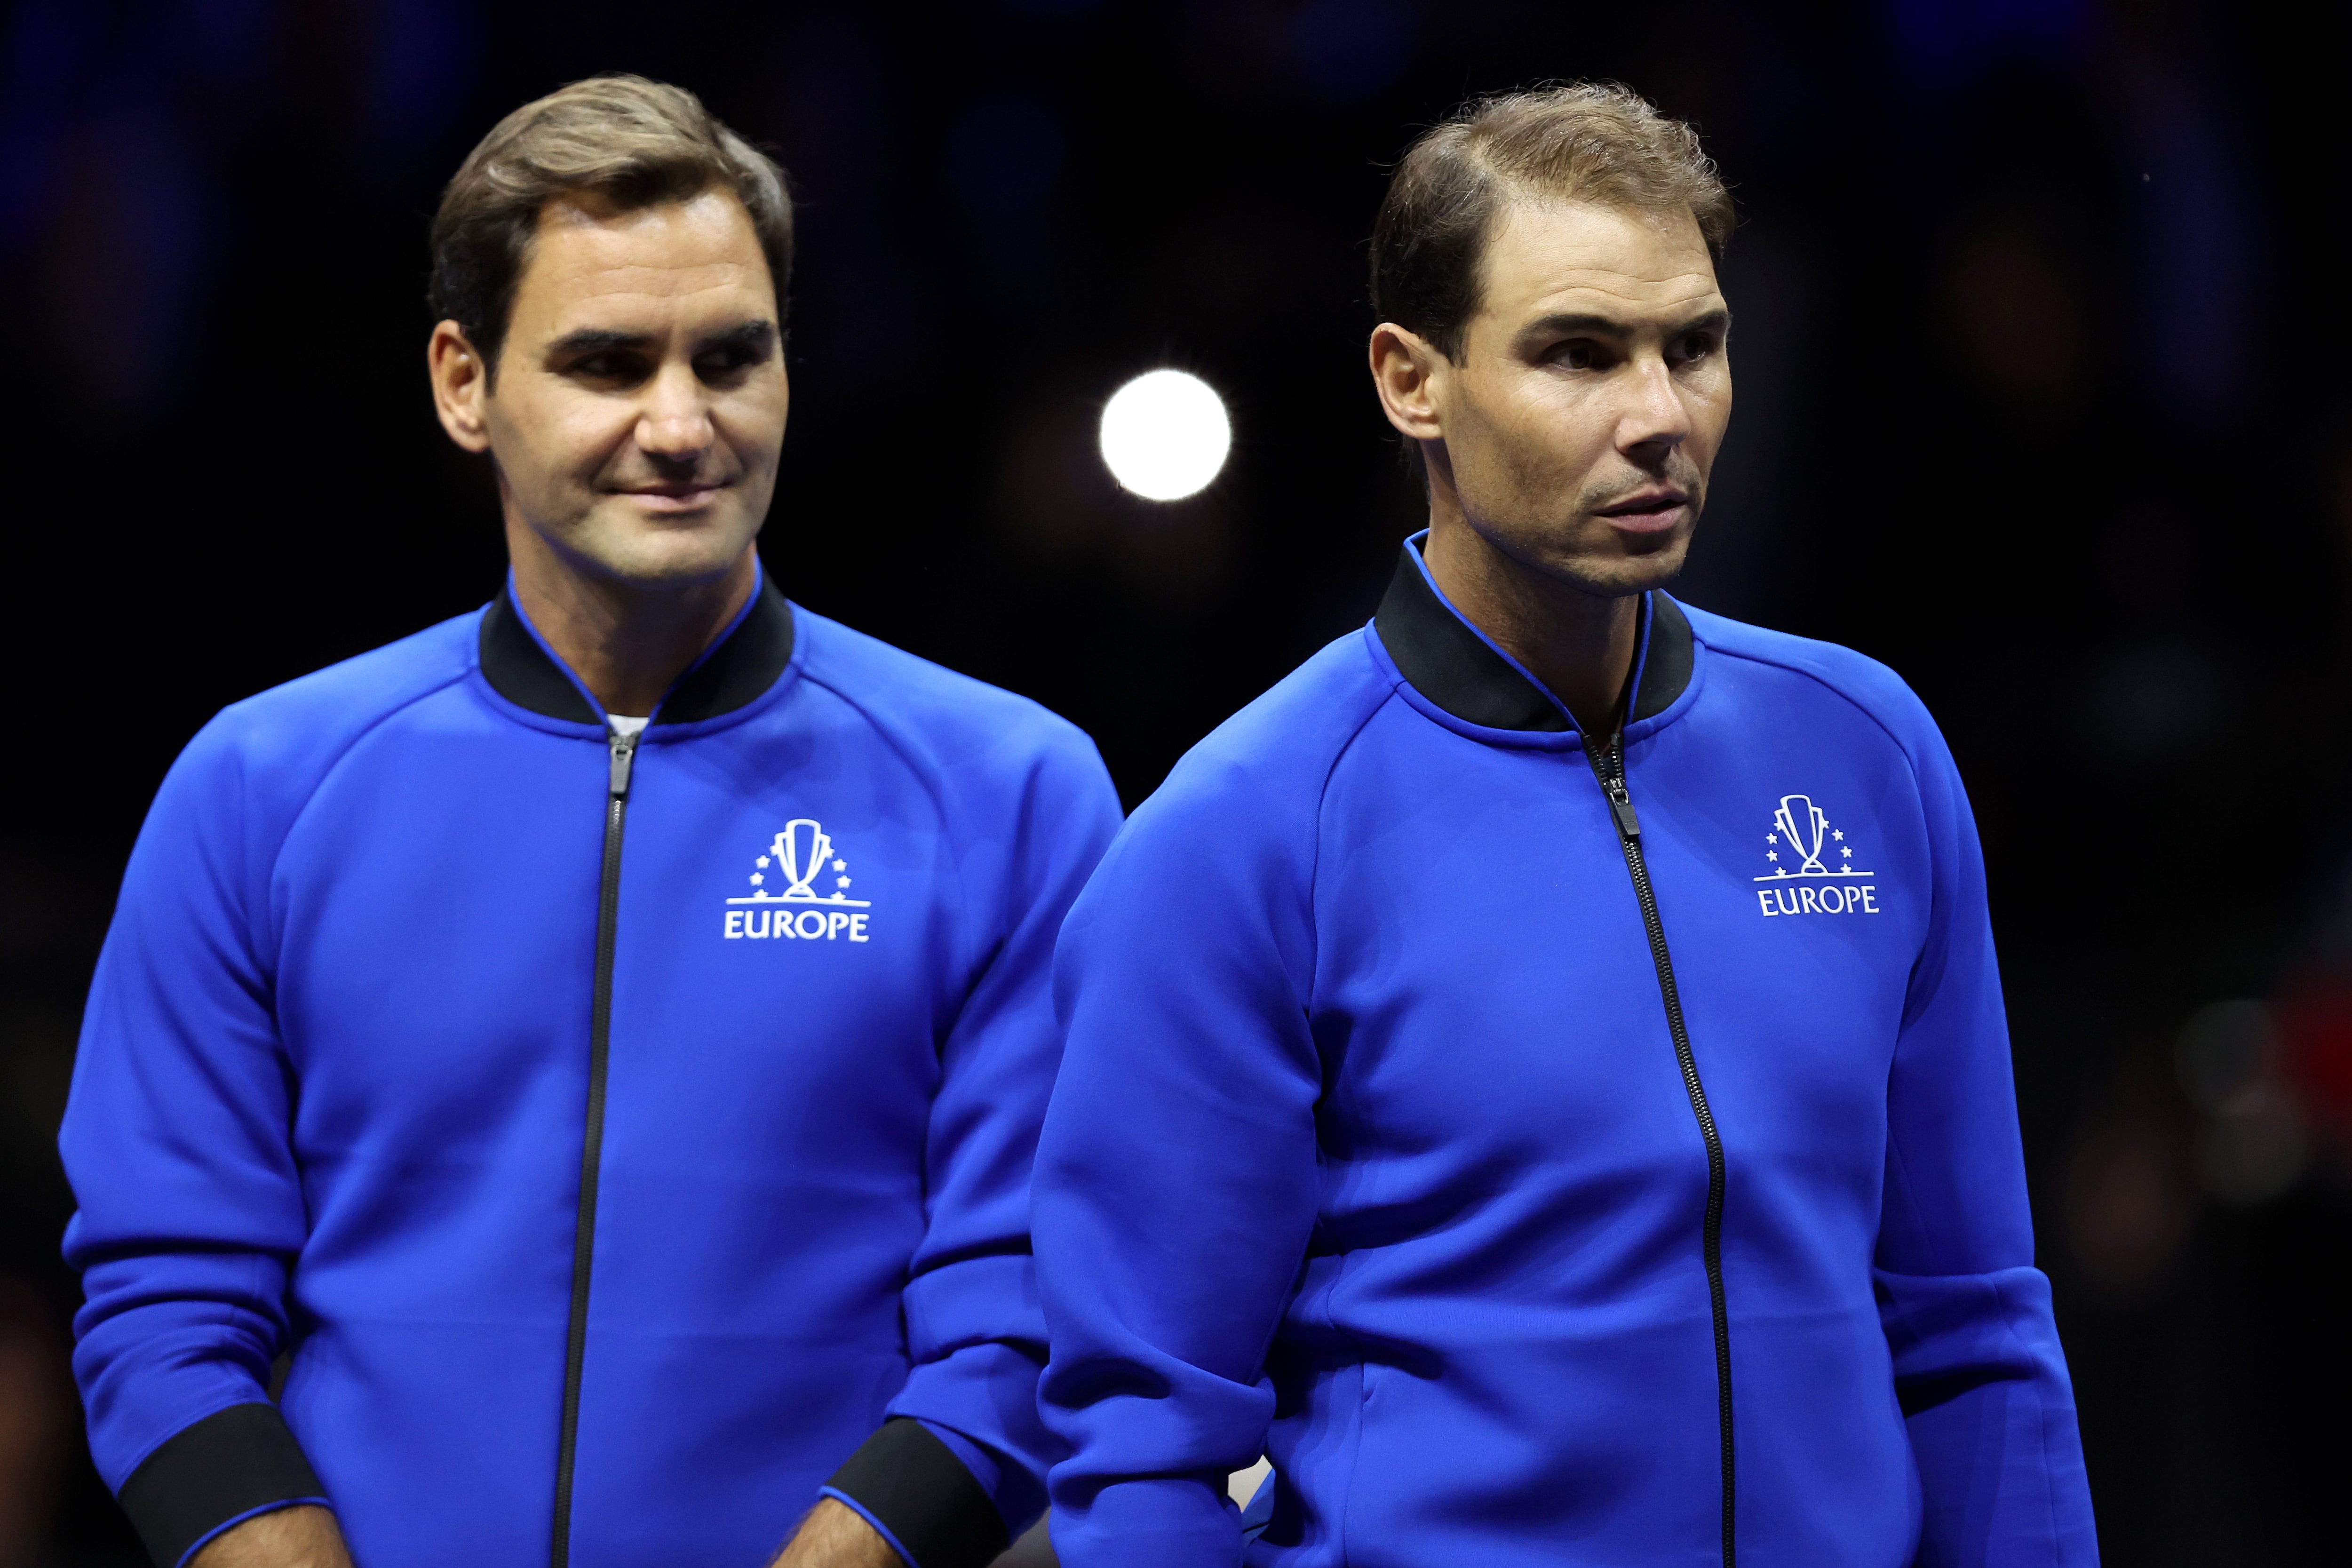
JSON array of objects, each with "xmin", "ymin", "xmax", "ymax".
[
  {"xmin": 608, "ymin": 730, "xmax": 639, "ymax": 799},
  {"xmin": 1598, "ymin": 733, "xmax": 1641, "ymax": 839},
  {"xmin": 1607, "ymin": 782, "xmax": 1642, "ymax": 840}
]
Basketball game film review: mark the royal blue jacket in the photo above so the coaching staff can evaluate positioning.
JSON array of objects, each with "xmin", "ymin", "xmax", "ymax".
[
  {"xmin": 1033, "ymin": 541, "xmax": 2096, "ymax": 1568},
  {"xmin": 61, "ymin": 571, "xmax": 1121, "ymax": 1568}
]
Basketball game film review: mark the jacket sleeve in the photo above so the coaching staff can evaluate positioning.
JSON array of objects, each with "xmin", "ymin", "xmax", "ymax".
[
  {"xmin": 823, "ymin": 726, "xmax": 1124, "ymax": 1568},
  {"xmin": 1029, "ymin": 762, "xmax": 1326, "ymax": 1568},
  {"xmin": 1875, "ymin": 723, "xmax": 2098, "ymax": 1567},
  {"xmin": 59, "ymin": 723, "xmax": 331, "ymax": 1568}
]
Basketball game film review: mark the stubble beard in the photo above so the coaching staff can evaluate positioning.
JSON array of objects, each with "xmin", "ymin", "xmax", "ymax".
[{"xmin": 1466, "ymin": 464, "xmax": 1704, "ymax": 603}]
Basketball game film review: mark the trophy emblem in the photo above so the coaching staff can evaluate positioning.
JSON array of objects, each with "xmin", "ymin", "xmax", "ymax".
[
  {"xmin": 772, "ymin": 819, "xmax": 833, "ymax": 899},
  {"xmin": 1772, "ymin": 795, "xmax": 1830, "ymax": 875}
]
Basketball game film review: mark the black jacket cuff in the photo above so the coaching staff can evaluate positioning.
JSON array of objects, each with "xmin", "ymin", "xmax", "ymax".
[
  {"xmin": 825, "ymin": 1419, "xmax": 1009, "ymax": 1568},
  {"xmin": 116, "ymin": 1403, "xmax": 328, "ymax": 1568}
]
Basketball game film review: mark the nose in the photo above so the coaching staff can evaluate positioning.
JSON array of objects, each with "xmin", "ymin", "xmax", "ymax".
[
  {"xmin": 636, "ymin": 361, "xmax": 715, "ymax": 464},
  {"xmin": 1619, "ymin": 354, "xmax": 1693, "ymax": 465}
]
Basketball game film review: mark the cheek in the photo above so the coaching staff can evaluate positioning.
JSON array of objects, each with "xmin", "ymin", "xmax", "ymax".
[
  {"xmin": 715, "ymin": 380, "xmax": 790, "ymax": 462},
  {"xmin": 1685, "ymin": 378, "xmax": 1733, "ymax": 463},
  {"xmin": 533, "ymin": 397, "xmax": 638, "ymax": 481},
  {"xmin": 488, "ymin": 389, "xmax": 628, "ymax": 486},
  {"xmin": 1491, "ymin": 382, "xmax": 1613, "ymax": 485}
]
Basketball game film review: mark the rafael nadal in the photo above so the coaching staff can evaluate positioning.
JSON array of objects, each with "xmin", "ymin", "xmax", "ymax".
[{"xmin": 1033, "ymin": 84, "xmax": 2098, "ymax": 1568}]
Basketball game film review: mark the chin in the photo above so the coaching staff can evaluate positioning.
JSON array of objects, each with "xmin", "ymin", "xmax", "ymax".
[
  {"xmin": 1617, "ymin": 543, "xmax": 1692, "ymax": 587},
  {"xmin": 577, "ymin": 510, "xmax": 760, "ymax": 588},
  {"xmin": 1529, "ymin": 535, "xmax": 1692, "ymax": 599}
]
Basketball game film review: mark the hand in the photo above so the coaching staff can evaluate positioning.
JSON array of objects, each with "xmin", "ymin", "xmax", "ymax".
[
  {"xmin": 770, "ymin": 1497, "xmax": 902, "ymax": 1568},
  {"xmin": 190, "ymin": 1505, "xmax": 353, "ymax": 1568}
]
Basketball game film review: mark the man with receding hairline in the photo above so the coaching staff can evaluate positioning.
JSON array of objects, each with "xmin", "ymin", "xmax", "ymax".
[
  {"xmin": 60, "ymin": 74, "xmax": 1118, "ymax": 1568},
  {"xmin": 1033, "ymin": 84, "xmax": 2096, "ymax": 1568}
]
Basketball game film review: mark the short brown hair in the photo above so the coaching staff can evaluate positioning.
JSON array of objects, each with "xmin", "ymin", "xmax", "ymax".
[
  {"xmin": 1371, "ymin": 82, "xmax": 1733, "ymax": 362},
  {"xmin": 429, "ymin": 74, "xmax": 793, "ymax": 378}
]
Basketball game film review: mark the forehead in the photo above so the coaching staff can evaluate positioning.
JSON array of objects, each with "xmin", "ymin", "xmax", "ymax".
[
  {"xmin": 1475, "ymin": 194, "xmax": 1722, "ymax": 325},
  {"xmin": 511, "ymin": 188, "xmax": 775, "ymax": 326}
]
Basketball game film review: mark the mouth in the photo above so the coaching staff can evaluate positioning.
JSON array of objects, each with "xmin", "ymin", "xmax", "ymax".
[
  {"xmin": 614, "ymin": 480, "xmax": 732, "ymax": 514},
  {"xmin": 1593, "ymin": 486, "xmax": 1691, "ymax": 534}
]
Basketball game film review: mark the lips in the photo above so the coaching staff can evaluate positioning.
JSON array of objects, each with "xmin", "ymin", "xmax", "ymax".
[
  {"xmin": 616, "ymin": 481, "xmax": 729, "ymax": 512},
  {"xmin": 1595, "ymin": 487, "xmax": 1691, "ymax": 534},
  {"xmin": 1597, "ymin": 487, "xmax": 1687, "ymax": 516}
]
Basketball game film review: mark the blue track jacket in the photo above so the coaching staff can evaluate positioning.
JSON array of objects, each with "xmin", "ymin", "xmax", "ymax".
[
  {"xmin": 62, "ymin": 571, "xmax": 1121, "ymax": 1568},
  {"xmin": 1034, "ymin": 541, "xmax": 2095, "ymax": 1568}
]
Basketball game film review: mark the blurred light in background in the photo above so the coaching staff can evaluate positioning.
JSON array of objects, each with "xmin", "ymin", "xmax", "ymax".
[
  {"xmin": 2175, "ymin": 999, "xmax": 2309, "ymax": 1206},
  {"xmin": 1098, "ymin": 370, "xmax": 1231, "ymax": 502}
]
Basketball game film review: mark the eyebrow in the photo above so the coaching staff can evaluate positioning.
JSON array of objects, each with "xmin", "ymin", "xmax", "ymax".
[
  {"xmin": 699, "ymin": 320, "xmax": 778, "ymax": 356},
  {"xmin": 1518, "ymin": 306, "xmax": 1732, "ymax": 342},
  {"xmin": 546, "ymin": 327, "xmax": 652, "ymax": 359},
  {"xmin": 544, "ymin": 319, "xmax": 779, "ymax": 359}
]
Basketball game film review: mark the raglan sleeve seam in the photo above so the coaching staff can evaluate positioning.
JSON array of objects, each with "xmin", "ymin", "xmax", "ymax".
[
  {"xmin": 796, "ymin": 671, "xmax": 995, "ymax": 990},
  {"xmin": 257, "ymin": 669, "xmax": 471, "ymax": 951},
  {"xmin": 1304, "ymin": 687, "xmax": 1404, "ymax": 1003}
]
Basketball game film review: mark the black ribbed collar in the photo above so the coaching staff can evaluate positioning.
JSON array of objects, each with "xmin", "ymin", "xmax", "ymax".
[
  {"xmin": 477, "ymin": 573, "xmax": 797, "ymax": 726},
  {"xmin": 1374, "ymin": 540, "xmax": 1693, "ymax": 733}
]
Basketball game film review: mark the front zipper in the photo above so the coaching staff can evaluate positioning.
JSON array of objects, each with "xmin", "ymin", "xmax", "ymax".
[
  {"xmin": 550, "ymin": 724, "xmax": 638, "ymax": 1568},
  {"xmin": 1585, "ymin": 727, "xmax": 1736, "ymax": 1568}
]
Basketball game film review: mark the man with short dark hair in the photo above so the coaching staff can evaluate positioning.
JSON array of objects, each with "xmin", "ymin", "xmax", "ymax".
[
  {"xmin": 1033, "ymin": 84, "xmax": 2097, "ymax": 1567},
  {"xmin": 61, "ymin": 75, "xmax": 1119, "ymax": 1568}
]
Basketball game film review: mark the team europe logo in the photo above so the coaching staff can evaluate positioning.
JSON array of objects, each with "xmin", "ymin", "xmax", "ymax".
[
  {"xmin": 1756, "ymin": 794, "xmax": 1879, "ymax": 917},
  {"xmin": 723, "ymin": 819, "xmax": 872, "ymax": 942}
]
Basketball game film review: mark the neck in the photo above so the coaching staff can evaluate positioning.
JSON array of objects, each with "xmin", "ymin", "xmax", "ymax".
[
  {"xmin": 1420, "ymin": 501, "xmax": 1641, "ymax": 740},
  {"xmin": 504, "ymin": 518, "xmax": 759, "ymax": 720}
]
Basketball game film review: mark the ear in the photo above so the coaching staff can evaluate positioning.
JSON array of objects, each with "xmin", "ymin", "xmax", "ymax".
[
  {"xmin": 1369, "ymin": 322, "xmax": 1448, "ymax": 446},
  {"xmin": 428, "ymin": 320, "xmax": 493, "ymax": 454}
]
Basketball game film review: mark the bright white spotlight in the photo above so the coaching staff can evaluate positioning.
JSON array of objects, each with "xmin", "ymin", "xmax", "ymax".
[{"xmin": 1098, "ymin": 369, "xmax": 1232, "ymax": 501}]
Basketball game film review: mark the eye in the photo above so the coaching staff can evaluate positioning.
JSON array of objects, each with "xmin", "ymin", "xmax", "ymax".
[
  {"xmin": 696, "ymin": 345, "xmax": 763, "ymax": 382},
  {"xmin": 1554, "ymin": 340, "xmax": 1601, "ymax": 371},
  {"xmin": 571, "ymin": 352, "xmax": 646, "ymax": 384},
  {"xmin": 1670, "ymin": 330, "xmax": 1720, "ymax": 367}
]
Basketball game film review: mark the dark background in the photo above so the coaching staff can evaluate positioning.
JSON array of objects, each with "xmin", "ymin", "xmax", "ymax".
[{"xmin": 4, "ymin": 0, "xmax": 2350, "ymax": 1562}]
